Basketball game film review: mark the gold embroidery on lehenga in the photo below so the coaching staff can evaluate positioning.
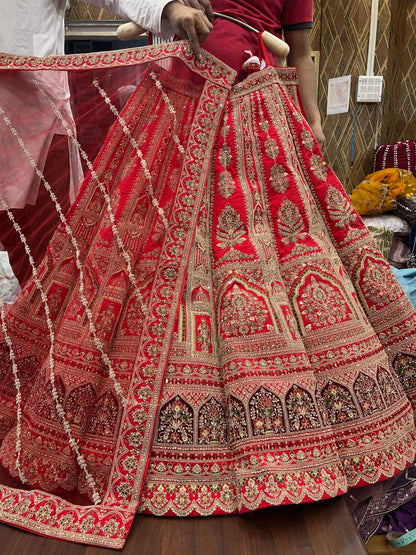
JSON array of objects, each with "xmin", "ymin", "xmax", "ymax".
[
  {"xmin": 198, "ymin": 397, "xmax": 227, "ymax": 444},
  {"xmin": 310, "ymin": 154, "xmax": 328, "ymax": 181},
  {"xmin": 278, "ymin": 198, "xmax": 306, "ymax": 245},
  {"xmin": 157, "ymin": 396, "xmax": 194, "ymax": 445},
  {"xmin": 219, "ymin": 284, "xmax": 270, "ymax": 338},
  {"xmin": 264, "ymin": 137, "xmax": 280, "ymax": 159},
  {"xmin": 270, "ymin": 164, "xmax": 290, "ymax": 193},
  {"xmin": 320, "ymin": 381, "xmax": 359, "ymax": 424},
  {"xmin": 354, "ymin": 373, "xmax": 385, "ymax": 415},
  {"xmin": 218, "ymin": 170, "xmax": 235, "ymax": 198},
  {"xmin": 249, "ymin": 386, "xmax": 285, "ymax": 435},
  {"xmin": 216, "ymin": 205, "xmax": 247, "ymax": 250},
  {"xmin": 298, "ymin": 275, "xmax": 352, "ymax": 328},
  {"xmin": 285, "ymin": 385, "xmax": 321, "ymax": 431},
  {"xmin": 227, "ymin": 395, "xmax": 249, "ymax": 442},
  {"xmin": 301, "ymin": 129, "xmax": 315, "ymax": 151}
]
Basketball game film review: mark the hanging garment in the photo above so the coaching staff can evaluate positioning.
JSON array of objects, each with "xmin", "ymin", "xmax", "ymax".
[{"xmin": 0, "ymin": 42, "xmax": 416, "ymax": 549}]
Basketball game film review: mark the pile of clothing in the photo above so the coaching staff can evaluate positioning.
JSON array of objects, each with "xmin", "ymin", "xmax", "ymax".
[{"xmin": 350, "ymin": 140, "xmax": 416, "ymax": 308}]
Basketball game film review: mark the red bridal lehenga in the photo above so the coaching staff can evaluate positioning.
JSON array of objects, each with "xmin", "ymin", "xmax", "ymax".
[{"xmin": 0, "ymin": 42, "xmax": 416, "ymax": 548}]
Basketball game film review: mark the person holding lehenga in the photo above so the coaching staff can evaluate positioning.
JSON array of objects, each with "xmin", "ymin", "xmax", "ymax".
[{"xmin": 0, "ymin": 0, "xmax": 415, "ymax": 548}]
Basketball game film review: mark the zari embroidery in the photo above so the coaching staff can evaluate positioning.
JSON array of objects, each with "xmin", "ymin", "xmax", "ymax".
[{"xmin": 1, "ymin": 53, "xmax": 416, "ymax": 550}]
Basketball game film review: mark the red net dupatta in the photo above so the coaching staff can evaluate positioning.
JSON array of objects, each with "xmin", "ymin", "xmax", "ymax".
[{"xmin": 0, "ymin": 43, "xmax": 235, "ymax": 548}]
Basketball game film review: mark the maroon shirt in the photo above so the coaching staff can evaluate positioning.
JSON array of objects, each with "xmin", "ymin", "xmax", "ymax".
[{"xmin": 202, "ymin": 0, "xmax": 313, "ymax": 78}]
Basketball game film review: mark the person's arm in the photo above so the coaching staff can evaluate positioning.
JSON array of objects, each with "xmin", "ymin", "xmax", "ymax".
[
  {"xmin": 285, "ymin": 28, "xmax": 326, "ymax": 153},
  {"xmin": 89, "ymin": 0, "xmax": 213, "ymax": 57}
]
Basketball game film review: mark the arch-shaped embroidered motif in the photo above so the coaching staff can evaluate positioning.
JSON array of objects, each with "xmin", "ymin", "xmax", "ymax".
[
  {"xmin": 86, "ymin": 390, "xmax": 119, "ymax": 437},
  {"xmin": 128, "ymin": 193, "xmax": 150, "ymax": 239},
  {"xmin": 285, "ymin": 385, "xmax": 321, "ymax": 432},
  {"xmin": 377, "ymin": 366, "xmax": 401, "ymax": 406},
  {"xmin": 106, "ymin": 270, "xmax": 130, "ymax": 292},
  {"xmin": 392, "ymin": 352, "xmax": 416, "ymax": 393},
  {"xmin": 35, "ymin": 375, "xmax": 66, "ymax": 422},
  {"xmin": 198, "ymin": 397, "xmax": 226, "ymax": 444},
  {"xmin": 354, "ymin": 254, "xmax": 403, "ymax": 311},
  {"xmin": 320, "ymin": 380, "xmax": 359, "ymax": 424},
  {"xmin": 65, "ymin": 383, "xmax": 96, "ymax": 427},
  {"xmin": 191, "ymin": 286, "xmax": 210, "ymax": 305},
  {"xmin": 354, "ymin": 372, "xmax": 385, "ymax": 415},
  {"xmin": 226, "ymin": 394, "xmax": 249, "ymax": 443},
  {"xmin": 94, "ymin": 301, "xmax": 121, "ymax": 343},
  {"xmin": 218, "ymin": 278, "xmax": 282, "ymax": 339},
  {"xmin": 249, "ymin": 386, "xmax": 285, "ymax": 435},
  {"xmin": 157, "ymin": 395, "xmax": 194, "ymax": 445},
  {"xmin": 291, "ymin": 268, "xmax": 356, "ymax": 334}
]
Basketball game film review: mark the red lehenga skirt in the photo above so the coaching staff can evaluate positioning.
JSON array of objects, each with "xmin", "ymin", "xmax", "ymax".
[{"xmin": 0, "ymin": 42, "xmax": 415, "ymax": 548}]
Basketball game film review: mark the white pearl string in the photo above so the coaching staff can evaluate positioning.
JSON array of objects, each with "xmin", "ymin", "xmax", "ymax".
[{"xmin": 0, "ymin": 104, "xmax": 102, "ymax": 504}]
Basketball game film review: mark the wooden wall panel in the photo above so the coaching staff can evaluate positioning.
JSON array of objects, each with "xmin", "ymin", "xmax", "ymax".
[
  {"xmin": 382, "ymin": 0, "xmax": 416, "ymax": 145},
  {"xmin": 316, "ymin": 0, "xmax": 392, "ymax": 192},
  {"xmin": 66, "ymin": 0, "xmax": 120, "ymax": 21}
]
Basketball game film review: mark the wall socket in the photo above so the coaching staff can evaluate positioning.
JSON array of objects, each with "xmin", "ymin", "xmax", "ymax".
[{"xmin": 356, "ymin": 75, "xmax": 384, "ymax": 103}]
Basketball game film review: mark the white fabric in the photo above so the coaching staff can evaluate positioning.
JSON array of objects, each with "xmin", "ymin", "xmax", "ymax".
[
  {"xmin": 0, "ymin": 0, "xmax": 172, "ymax": 209},
  {"xmin": 362, "ymin": 215, "xmax": 411, "ymax": 235},
  {"xmin": 0, "ymin": 0, "xmax": 173, "ymax": 56}
]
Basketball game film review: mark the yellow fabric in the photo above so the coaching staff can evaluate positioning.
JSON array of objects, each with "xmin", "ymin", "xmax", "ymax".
[{"xmin": 350, "ymin": 168, "xmax": 416, "ymax": 216}]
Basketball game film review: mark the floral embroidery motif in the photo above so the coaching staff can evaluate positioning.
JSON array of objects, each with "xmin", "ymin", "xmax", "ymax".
[
  {"xmin": 46, "ymin": 286, "xmax": 69, "ymax": 321},
  {"xmin": 36, "ymin": 376, "xmax": 65, "ymax": 422},
  {"xmin": 354, "ymin": 373, "xmax": 385, "ymax": 415},
  {"xmin": 86, "ymin": 391, "xmax": 119, "ymax": 437},
  {"xmin": 216, "ymin": 205, "xmax": 246, "ymax": 251},
  {"xmin": 297, "ymin": 275, "xmax": 352, "ymax": 330},
  {"xmin": 310, "ymin": 154, "xmax": 328, "ymax": 181},
  {"xmin": 286, "ymin": 386, "xmax": 321, "ymax": 431},
  {"xmin": 321, "ymin": 381, "xmax": 359, "ymax": 424},
  {"xmin": 377, "ymin": 367, "xmax": 401, "ymax": 406},
  {"xmin": 65, "ymin": 383, "xmax": 96, "ymax": 427},
  {"xmin": 302, "ymin": 129, "xmax": 315, "ymax": 151},
  {"xmin": 227, "ymin": 395, "xmax": 249, "ymax": 443},
  {"xmin": 195, "ymin": 316, "xmax": 213, "ymax": 353},
  {"xmin": 278, "ymin": 198, "xmax": 306, "ymax": 245},
  {"xmin": 198, "ymin": 397, "xmax": 227, "ymax": 444},
  {"xmin": 218, "ymin": 170, "xmax": 235, "ymax": 198},
  {"xmin": 122, "ymin": 298, "xmax": 146, "ymax": 335},
  {"xmin": 94, "ymin": 304, "xmax": 119, "ymax": 342},
  {"xmin": 360, "ymin": 260, "xmax": 402, "ymax": 307},
  {"xmin": 326, "ymin": 185, "xmax": 359, "ymax": 228},
  {"xmin": 264, "ymin": 137, "xmax": 280, "ymax": 159},
  {"xmin": 220, "ymin": 284, "xmax": 270, "ymax": 338},
  {"xmin": 249, "ymin": 387, "xmax": 285, "ymax": 435},
  {"xmin": 393, "ymin": 353, "xmax": 416, "ymax": 392},
  {"xmin": 157, "ymin": 396, "xmax": 194, "ymax": 444},
  {"xmin": 270, "ymin": 164, "xmax": 290, "ymax": 193},
  {"xmin": 218, "ymin": 145, "xmax": 232, "ymax": 168}
]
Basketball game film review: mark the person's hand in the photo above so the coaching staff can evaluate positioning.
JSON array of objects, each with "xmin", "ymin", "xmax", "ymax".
[
  {"xmin": 310, "ymin": 121, "xmax": 326, "ymax": 154},
  {"xmin": 162, "ymin": 1, "xmax": 213, "ymax": 59},
  {"xmin": 181, "ymin": 0, "xmax": 214, "ymax": 22}
]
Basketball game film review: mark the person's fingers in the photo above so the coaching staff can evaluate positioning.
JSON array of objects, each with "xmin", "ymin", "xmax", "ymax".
[
  {"xmin": 183, "ymin": 19, "xmax": 211, "ymax": 57},
  {"xmin": 182, "ymin": 22, "xmax": 201, "ymax": 58},
  {"xmin": 194, "ymin": 11, "xmax": 213, "ymax": 42},
  {"xmin": 162, "ymin": 3, "xmax": 213, "ymax": 59},
  {"xmin": 181, "ymin": 0, "xmax": 214, "ymax": 21}
]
